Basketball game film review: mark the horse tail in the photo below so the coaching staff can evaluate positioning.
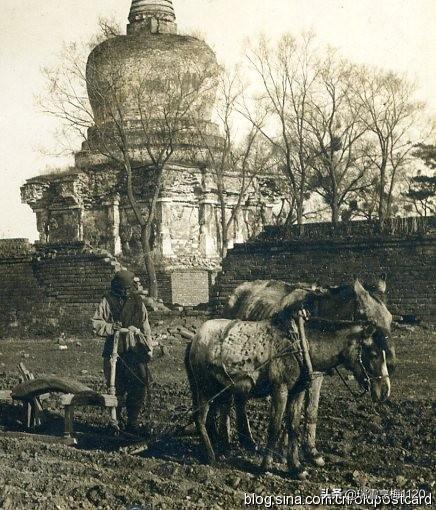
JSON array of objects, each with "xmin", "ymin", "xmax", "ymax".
[{"xmin": 184, "ymin": 340, "xmax": 199, "ymax": 413}]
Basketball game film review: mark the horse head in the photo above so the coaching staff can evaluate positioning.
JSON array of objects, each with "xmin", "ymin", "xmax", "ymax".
[
  {"xmin": 342, "ymin": 322, "xmax": 391, "ymax": 402},
  {"xmin": 303, "ymin": 276, "xmax": 396, "ymax": 375},
  {"xmin": 353, "ymin": 278, "xmax": 396, "ymax": 374}
]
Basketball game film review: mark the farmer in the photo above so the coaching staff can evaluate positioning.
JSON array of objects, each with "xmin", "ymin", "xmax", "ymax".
[{"xmin": 92, "ymin": 270, "xmax": 153, "ymax": 434}]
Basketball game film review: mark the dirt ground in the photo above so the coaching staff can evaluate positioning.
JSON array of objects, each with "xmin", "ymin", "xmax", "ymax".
[{"xmin": 0, "ymin": 317, "xmax": 434, "ymax": 510}]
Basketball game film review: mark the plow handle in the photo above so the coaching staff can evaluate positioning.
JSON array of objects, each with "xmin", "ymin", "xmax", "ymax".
[{"xmin": 109, "ymin": 331, "xmax": 121, "ymax": 396}]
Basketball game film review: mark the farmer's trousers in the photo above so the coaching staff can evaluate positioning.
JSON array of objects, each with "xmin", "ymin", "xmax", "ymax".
[{"xmin": 103, "ymin": 356, "xmax": 148, "ymax": 427}]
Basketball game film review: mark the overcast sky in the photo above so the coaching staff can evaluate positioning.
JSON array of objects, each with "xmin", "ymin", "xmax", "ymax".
[{"xmin": 1, "ymin": 0, "xmax": 435, "ymax": 240}]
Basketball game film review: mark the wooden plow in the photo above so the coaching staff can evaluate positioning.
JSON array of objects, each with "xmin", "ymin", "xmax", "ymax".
[{"xmin": 0, "ymin": 331, "xmax": 126, "ymax": 446}]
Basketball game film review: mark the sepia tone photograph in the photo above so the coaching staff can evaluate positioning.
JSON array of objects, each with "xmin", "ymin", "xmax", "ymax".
[{"xmin": 0, "ymin": 1, "xmax": 434, "ymax": 508}]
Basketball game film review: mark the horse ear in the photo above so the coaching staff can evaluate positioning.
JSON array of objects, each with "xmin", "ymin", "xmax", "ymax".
[
  {"xmin": 376, "ymin": 273, "xmax": 387, "ymax": 294},
  {"xmin": 354, "ymin": 279, "xmax": 366, "ymax": 296}
]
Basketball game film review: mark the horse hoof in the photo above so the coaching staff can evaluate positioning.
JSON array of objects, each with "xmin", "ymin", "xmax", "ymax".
[
  {"xmin": 312, "ymin": 455, "xmax": 325, "ymax": 467},
  {"xmin": 303, "ymin": 448, "xmax": 325, "ymax": 467},
  {"xmin": 297, "ymin": 470, "xmax": 309, "ymax": 481},
  {"xmin": 202, "ymin": 453, "xmax": 216, "ymax": 466},
  {"xmin": 288, "ymin": 467, "xmax": 309, "ymax": 480},
  {"xmin": 216, "ymin": 447, "xmax": 230, "ymax": 459}
]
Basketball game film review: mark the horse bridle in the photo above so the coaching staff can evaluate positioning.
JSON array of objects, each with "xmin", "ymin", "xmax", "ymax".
[
  {"xmin": 288, "ymin": 310, "xmax": 390, "ymax": 397},
  {"xmin": 358, "ymin": 343, "xmax": 390, "ymax": 382},
  {"xmin": 336, "ymin": 340, "xmax": 390, "ymax": 399}
]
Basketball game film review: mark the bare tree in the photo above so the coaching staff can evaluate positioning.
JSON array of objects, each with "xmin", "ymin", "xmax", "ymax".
[
  {"xmin": 244, "ymin": 33, "xmax": 318, "ymax": 226},
  {"xmin": 304, "ymin": 51, "xmax": 371, "ymax": 225},
  {"xmin": 41, "ymin": 22, "xmax": 217, "ymax": 297},
  {"xmin": 191, "ymin": 69, "xmax": 272, "ymax": 257},
  {"xmin": 354, "ymin": 67, "xmax": 426, "ymax": 223}
]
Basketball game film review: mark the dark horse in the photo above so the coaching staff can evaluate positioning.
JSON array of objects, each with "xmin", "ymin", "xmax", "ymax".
[
  {"xmin": 186, "ymin": 280, "xmax": 393, "ymax": 479},
  {"xmin": 220, "ymin": 276, "xmax": 395, "ymax": 467}
]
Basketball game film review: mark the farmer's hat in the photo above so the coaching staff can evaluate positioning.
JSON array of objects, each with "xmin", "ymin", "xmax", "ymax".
[{"xmin": 111, "ymin": 270, "xmax": 135, "ymax": 295}]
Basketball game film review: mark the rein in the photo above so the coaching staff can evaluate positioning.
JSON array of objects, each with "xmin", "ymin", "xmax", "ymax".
[
  {"xmin": 335, "ymin": 345, "xmax": 389, "ymax": 400},
  {"xmin": 295, "ymin": 314, "xmax": 389, "ymax": 399},
  {"xmin": 334, "ymin": 367, "xmax": 368, "ymax": 399},
  {"xmin": 335, "ymin": 342, "xmax": 372, "ymax": 399}
]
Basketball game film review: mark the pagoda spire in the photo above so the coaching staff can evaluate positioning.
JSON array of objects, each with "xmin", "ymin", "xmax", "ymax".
[{"xmin": 128, "ymin": 0, "xmax": 177, "ymax": 34}]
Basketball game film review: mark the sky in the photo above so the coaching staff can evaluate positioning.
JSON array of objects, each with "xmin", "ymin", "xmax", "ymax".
[{"xmin": 0, "ymin": 0, "xmax": 435, "ymax": 240}]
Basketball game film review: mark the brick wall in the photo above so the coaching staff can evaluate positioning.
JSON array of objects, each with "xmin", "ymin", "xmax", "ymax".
[
  {"xmin": 212, "ymin": 218, "xmax": 436, "ymax": 322},
  {"xmin": 0, "ymin": 240, "xmax": 45, "ymax": 326},
  {"xmin": 33, "ymin": 246, "xmax": 116, "ymax": 304},
  {"xmin": 0, "ymin": 241, "xmax": 118, "ymax": 336},
  {"xmin": 0, "ymin": 238, "xmax": 211, "ymax": 335}
]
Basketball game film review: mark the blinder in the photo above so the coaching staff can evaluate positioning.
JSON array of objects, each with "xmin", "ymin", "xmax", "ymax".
[
  {"xmin": 357, "ymin": 340, "xmax": 390, "ymax": 388},
  {"xmin": 337, "ymin": 332, "xmax": 391, "ymax": 399}
]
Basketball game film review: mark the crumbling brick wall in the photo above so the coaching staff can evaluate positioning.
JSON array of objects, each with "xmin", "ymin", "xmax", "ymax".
[
  {"xmin": 212, "ymin": 218, "xmax": 436, "ymax": 322},
  {"xmin": 0, "ymin": 241, "xmax": 118, "ymax": 336},
  {"xmin": 0, "ymin": 240, "xmax": 45, "ymax": 328}
]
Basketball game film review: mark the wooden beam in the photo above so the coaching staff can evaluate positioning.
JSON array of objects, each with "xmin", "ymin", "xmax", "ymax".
[
  {"xmin": 60, "ymin": 392, "xmax": 117, "ymax": 407},
  {"xmin": 12, "ymin": 377, "xmax": 92, "ymax": 400}
]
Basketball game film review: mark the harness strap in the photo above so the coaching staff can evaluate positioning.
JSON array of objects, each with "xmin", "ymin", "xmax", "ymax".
[
  {"xmin": 296, "ymin": 310, "xmax": 314, "ymax": 380},
  {"xmin": 335, "ymin": 367, "xmax": 368, "ymax": 400}
]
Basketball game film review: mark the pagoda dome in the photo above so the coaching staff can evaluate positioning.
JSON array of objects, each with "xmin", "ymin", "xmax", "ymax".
[{"xmin": 86, "ymin": 0, "xmax": 219, "ymax": 138}]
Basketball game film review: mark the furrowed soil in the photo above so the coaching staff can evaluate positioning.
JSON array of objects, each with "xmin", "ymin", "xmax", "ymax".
[{"xmin": 0, "ymin": 318, "xmax": 434, "ymax": 510}]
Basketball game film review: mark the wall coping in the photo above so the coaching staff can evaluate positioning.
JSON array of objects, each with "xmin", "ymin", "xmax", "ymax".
[
  {"xmin": 256, "ymin": 216, "xmax": 436, "ymax": 244},
  {"xmin": 0, "ymin": 238, "xmax": 33, "ymax": 258},
  {"xmin": 227, "ymin": 235, "xmax": 436, "ymax": 255}
]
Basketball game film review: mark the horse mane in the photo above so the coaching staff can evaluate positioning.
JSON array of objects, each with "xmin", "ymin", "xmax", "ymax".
[
  {"xmin": 226, "ymin": 278, "xmax": 390, "ymax": 328},
  {"xmin": 225, "ymin": 280, "xmax": 296, "ymax": 320},
  {"xmin": 271, "ymin": 307, "xmax": 373, "ymax": 335}
]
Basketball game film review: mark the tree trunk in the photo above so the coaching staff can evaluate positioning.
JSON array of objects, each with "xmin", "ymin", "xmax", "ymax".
[
  {"xmin": 222, "ymin": 240, "xmax": 229, "ymax": 259},
  {"xmin": 331, "ymin": 200, "xmax": 340, "ymax": 227},
  {"xmin": 220, "ymin": 199, "xmax": 228, "ymax": 258},
  {"xmin": 296, "ymin": 202, "xmax": 304, "ymax": 227},
  {"xmin": 141, "ymin": 226, "xmax": 158, "ymax": 299},
  {"xmin": 123, "ymin": 157, "xmax": 159, "ymax": 298},
  {"xmin": 378, "ymin": 161, "xmax": 387, "ymax": 223}
]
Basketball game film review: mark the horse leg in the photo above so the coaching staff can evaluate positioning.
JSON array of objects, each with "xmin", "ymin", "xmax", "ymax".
[
  {"xmin": 277, "ymin": 425, "xmax": 288, "ymax": 463},
  {"xmin": 286, "ymin": 389, "xmax": 308, "ymax": 480},
  {"xmin": 206, "ymin": 400, "xmax": 220, "ymax": 446},
  {"xmin": 303, "ymin": 374, "xmax": 325, "ymax": 467},
  {"xmin": 234, "ymin": 394, "xmax": 257, "ymax": 452},
  {"xmin": 261, "ymin": 384, "xmax": 288, "ymax": 472},
  {"xmin": 216, "ymin": 397, "xmax": 232, "ymax": 456},
  {"xmin": 194, "ymin": 395, "xmax": 216, "ymax": 465}
]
